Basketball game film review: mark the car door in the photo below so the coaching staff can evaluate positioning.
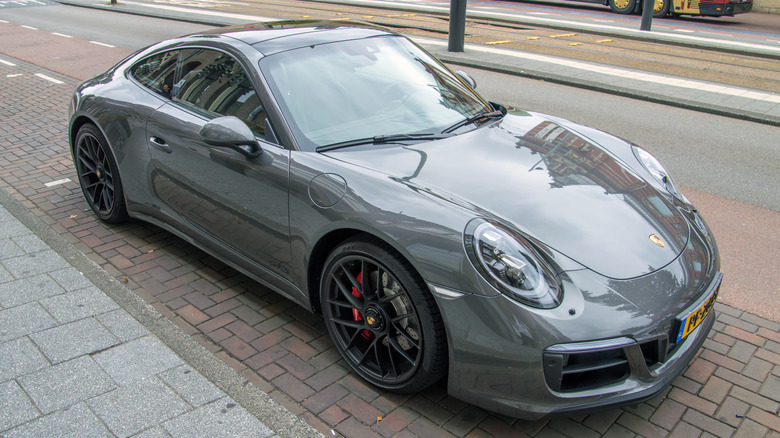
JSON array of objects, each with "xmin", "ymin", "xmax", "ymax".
[{"xmin": 145, "ymin": 47, "xmax": 292, "ymax": 280}]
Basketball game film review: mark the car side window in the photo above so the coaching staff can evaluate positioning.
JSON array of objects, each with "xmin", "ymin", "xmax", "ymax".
[
  {"xmin": 130, "ymin": 50, "xmax": 178, "ymax": 99},
  {"xmin": 174, "ymin": 48, "xmax": 268, "ymax": 139}
]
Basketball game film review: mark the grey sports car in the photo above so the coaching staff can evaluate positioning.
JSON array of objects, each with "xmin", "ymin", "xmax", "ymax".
[{"xmin": 68, "ymin": 21, "xmax": 721, "ymax": 419}]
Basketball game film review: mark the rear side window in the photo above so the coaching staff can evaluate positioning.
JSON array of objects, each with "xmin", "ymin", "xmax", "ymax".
[
  {"xmin": 173, "ymin": 48, "xmax": 267, "ymax": 138},
  {"xmin": 130, "ymin": 51, "xmax": 178, "ymax": 99}
]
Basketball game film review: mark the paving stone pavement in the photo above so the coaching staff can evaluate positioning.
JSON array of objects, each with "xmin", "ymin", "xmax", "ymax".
[
  {"xmin": 0, "ymin": 203, "xmax": 288, "ymax": 437},
  {"xmin": 0, "ymin": 24, "xmax": 779, "ymax": 438}
]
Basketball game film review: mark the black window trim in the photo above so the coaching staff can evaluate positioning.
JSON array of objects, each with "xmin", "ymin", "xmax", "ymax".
[{"xmin": 128, "ymin": 45, "xmax": 284, "ymax": 149}]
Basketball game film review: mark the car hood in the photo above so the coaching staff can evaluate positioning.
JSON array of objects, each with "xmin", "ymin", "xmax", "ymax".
[{"xmin": 325, "ymin": 111, "xmax": 690, "ymax": 280}]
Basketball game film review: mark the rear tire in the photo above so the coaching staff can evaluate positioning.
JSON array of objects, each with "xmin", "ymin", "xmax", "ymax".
[
  {"xmin": 610, "ymin": 0, "xmax": 637, "ymax": 14},
  {"xmin": 74, "ymin": 124, "xmax": 129, "ymax": 223},
  {"xmin": 320, "ymin": 237, "xmax": 447, "ymax": 392},
  {"xmin": 653, "ymin": 0, "xmax": 670, "ymax": 17}
]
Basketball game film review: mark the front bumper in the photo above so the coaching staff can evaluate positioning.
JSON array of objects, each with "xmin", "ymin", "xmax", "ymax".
[
  {"xmin": 432, "ymin": 270, "xmax": 721, "ymax": 420},
  {"xmin": 699, "ymin": 1, "xmax": 752, "ymax": 16}
]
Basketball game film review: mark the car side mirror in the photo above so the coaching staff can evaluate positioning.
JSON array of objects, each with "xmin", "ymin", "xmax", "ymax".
[
  {"xmin": 200, "ymin": 116, "xmax": 262, "ymax": 159},
  {"xmin": 455, "ymin": 70, "xmax": 477, "ymax": 89}
]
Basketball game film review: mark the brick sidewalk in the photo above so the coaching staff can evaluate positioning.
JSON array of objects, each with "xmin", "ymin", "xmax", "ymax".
[{"xmin": 1, "ymin": 53, "xmax": 778, "ymax": 437}]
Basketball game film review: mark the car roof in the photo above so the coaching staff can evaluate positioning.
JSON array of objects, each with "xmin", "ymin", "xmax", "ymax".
[{"xmin": 190, "ymin": 20, "xmax": 398, "ymax": 56}]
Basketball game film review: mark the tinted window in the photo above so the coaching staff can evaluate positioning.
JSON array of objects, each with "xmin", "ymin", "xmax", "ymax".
[
  {"xmin": 174, "ymin": 49, "xmax": 267, "ymax": 138},
  {"xmin": 130, "ymin": 51, "xmax": 178, "ymax": 99}
]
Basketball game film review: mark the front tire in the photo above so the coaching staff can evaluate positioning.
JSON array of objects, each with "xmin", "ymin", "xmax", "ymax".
[
  {"xmin": 610, "ymin": 0, "xmax": 637, "ymax": 14},
  {"xmin": 74, "ymin": 124, "xmax": 129, "ymax": 223},
  {"xmin": 320, "ymin": 237, "xmax": 447, "ymax": 392}
]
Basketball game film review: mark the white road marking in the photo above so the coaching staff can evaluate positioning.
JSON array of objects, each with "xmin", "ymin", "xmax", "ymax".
[
  {"xmin": 347, "ymin": 0, "xmax": 780, "ymax": 55},
  {"xmin": 90, "ymin": 41, "xmax": 115, "ymax": 48},
  {"xmin": 121, "ymin": 0, "xmax": 274, "ymax": 21},
  {"xmin": 45, "ymin": 178, "xmax": 72, "ymax": 187},
  {"xmin": 0, "ymin": 58, "xmax": 16, "ymax": 66},
  {"xmin": 35, "ymin": 73, "xmax": 64, "ymax": 84},
  {"xmin": 418, "ymin": 37, "xmax": 780, "ymax": 104},
  {"xmin": 7, "ymin": 74, "xmax": 22, "ymax": 78},
  {"xmin": 20, "ymin": 25, "xmax": 38, "ymax": 30},
  {"xmin": 52, "ymin": 32, "xmax": 73, "ymax": 38}
]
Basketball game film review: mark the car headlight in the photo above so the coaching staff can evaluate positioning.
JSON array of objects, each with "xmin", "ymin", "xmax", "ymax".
[
  {"xmin": 632, "ymin": 145, "xmax": 690, "ymax": 204},
  {"xmin": 465, "ymin": 219, "xmax": 562, "ymax": 309}
]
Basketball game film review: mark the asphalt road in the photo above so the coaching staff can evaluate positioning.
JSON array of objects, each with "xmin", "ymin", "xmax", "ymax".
[
  {"xmin": 0, "ymin": 0, "xmax": 211, "ymax": 48},
  {"xmin": 0, "ymin": 2, "xmax": 777, "ymax": 318}
]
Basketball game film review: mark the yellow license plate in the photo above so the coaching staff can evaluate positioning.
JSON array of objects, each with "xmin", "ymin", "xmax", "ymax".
[{"xmin": 675, "ymin": 285, "xmax": 719, "ymax": 343}]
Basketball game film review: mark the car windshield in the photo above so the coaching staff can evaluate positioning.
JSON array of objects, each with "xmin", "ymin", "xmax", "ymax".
[{"xmin": 259, "ymin": 35, "xmax": 494, "ymax": 151}]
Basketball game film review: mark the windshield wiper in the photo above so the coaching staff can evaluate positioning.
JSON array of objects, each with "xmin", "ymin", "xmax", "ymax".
[
  {"xmin": 316, "ymin": 133, "xmax": 451, "ymax": 153},
  {"xmin": 441, "ymin": 110, "xmax": 503, "ymax": 134}
]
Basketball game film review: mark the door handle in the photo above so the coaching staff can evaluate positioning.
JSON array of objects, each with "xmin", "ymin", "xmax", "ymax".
[{"xmin": 149, "ymin": 136, "xmax": 172, "ymax": 153}]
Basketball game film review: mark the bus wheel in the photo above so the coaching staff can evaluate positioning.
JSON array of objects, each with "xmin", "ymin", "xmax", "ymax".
[
  {"xmin": 653, "ymin": 0, "xmax": 670, "ymax": 17},
  {"xmin": 610, "ymin": 0, "xmax": 636, "ymax": 14}
]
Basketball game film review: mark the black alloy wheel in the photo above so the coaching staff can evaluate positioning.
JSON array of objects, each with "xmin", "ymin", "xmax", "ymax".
[
  {"xmin": 74, "ymin": 124, "xmax": 129, "ymax": 223},
  {"xmin": 320, "ymin": 238, "xmax": 447, "ymax": 392}
]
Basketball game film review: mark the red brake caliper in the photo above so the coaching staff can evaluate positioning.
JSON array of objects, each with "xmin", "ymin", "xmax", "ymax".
[{"xmin": 351, "ymin": 272, "xmax": 373, "ymax": 339}]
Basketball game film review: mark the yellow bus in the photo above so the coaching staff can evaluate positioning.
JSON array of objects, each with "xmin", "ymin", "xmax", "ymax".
[{"xmin": 584, "ymin": 0, "xmax": 753, "ymax": 17}]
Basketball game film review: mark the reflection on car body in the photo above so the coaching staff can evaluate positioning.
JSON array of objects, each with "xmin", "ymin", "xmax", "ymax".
[{"xmin": 68, "ymin": 20, "xmax": 721, "ymax": 419}]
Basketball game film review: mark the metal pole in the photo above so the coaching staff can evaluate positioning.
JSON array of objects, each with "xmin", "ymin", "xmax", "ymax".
[
  {"xmin": 640, "ymin": 0, "xmax": 654, "ymax": 31},
  {"xmin": 448, "ymin": 0, "xmax": 467, "ymax": 52}
]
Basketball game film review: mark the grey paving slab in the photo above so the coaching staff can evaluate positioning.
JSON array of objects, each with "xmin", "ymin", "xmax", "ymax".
[
  {"xmin": 159, "ymin": 365, "xmax": 226, "ymax": 407},
  {"xmin": 0, "ymin": 238, "xmax": 25, "ymax": 259},
  {"xmin": 11, "ymin": 234, "xmax": 50, "ymax": 254},
  {"xmin": 0, "ymin": 380, "xmax": 40, "ymax": 432},
  {"xmin": 0, "ymin": 274, "xmax": 66, "ymax": 308},
  {"xmin": 3, "ymin": 402, "xmax": 112, "ymax": 438},
  {"xmin": 17, "ymin": 355, "xmax": 116, "ymax": 415},
  {"xmin": 0, "ymin": 220, "xmax": 31, "ymax": 240},
  {"xmin": 739, "ymin": 101, "xmax": 778, "ymax": 113},
  {"xmin": 0, "ymin": 301, "xmax": 57, "ymax": 343},
  {"xmin": 2, "ymin": 249, "xmax": 70, "ymax": 278},
  {"xmin": 0, "ymin": 206, "xmax": 15, "ymax": 223},
  {"xmin": 49, "ymin": 267, "xmax": 96, "ymax": 292},
  {"xmin": 162, "ymin": 397, "xmax": 274, "ymax": 438},
  {"xmin": 0, "ymin": 263, "xmax": 13, "ymax": 285},
  {"xmin": 39, "ymin": 285, "xmax": 120, "ymax": 324},
  {"xmin": 131, "ymin": 426, "xmax": 172, "ymax": 438},
  {"xmin": 0, "ymin": 337, "xmax": 49, "ymax": 382},
  {"xmin": 88, "ymin": 377, "xmax": 190, "ymax": 438},
  {"xmin": 94, "ymin": 336, "xmax": 184, "ymax": 386},
  {"xmin": 30, "ymin": 317, "xmax": 119, "ymax": 364},
  {"xmin": 97, "ymin": 309, "xmax": 150, "ymax": 342}
]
